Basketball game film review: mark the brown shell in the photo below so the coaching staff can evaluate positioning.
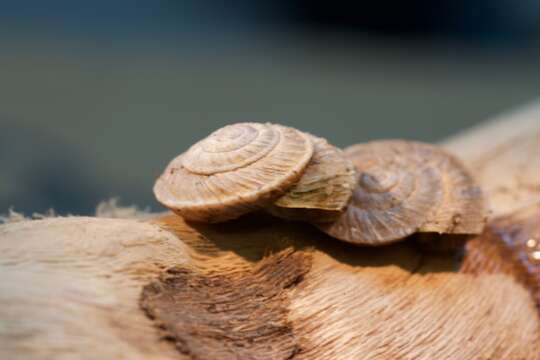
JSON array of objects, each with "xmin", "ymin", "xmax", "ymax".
[
  {"xmin": 267, "ymin": 134, "xmax": 356, "ymax": 223},
  {"xmin": 153, "ymin": 123, "xmax": 314, "ymax": 223},
  {"xmin": 460, "ymin": 204, "xmax": 540, "ymax": 307},
  {"xmin": 418, "ymin": 151, "xmax": 486, "ymax": 234},
  {"xmin": 317, "ymin": 140, "xmax": 485, "ymax": 246}
]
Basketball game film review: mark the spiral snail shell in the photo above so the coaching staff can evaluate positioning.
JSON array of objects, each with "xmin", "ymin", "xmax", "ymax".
[
  {"xmin": 153, "ymin": 123, "xmax": 314, "ymax": 223},
  {"xmin": 268, "ymin": 134, "xmax": 356, "ymax": 222},
  {"xmin": 317, "ymin": 140, "xmax": 486, "ymax": 246}
]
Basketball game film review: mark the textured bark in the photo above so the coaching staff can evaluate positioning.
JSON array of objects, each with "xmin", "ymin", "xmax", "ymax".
[
  {"xmin": 140, "ymin": 248, "xmax": 311, "ymax": 360},
  {"xmin": 2, "ymin": 103, "xmax": 540, "ymax": 359},
  {"xmin": 460, "ymin": 203, "xmax": 540, "ymax": 308}
]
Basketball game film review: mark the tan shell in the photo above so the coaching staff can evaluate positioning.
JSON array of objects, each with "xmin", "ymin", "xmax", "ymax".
[
  {"xmin": 418, "ymin": 151, "xmax": 486, "ymax": 234},
  {"xmin": 267, "ymin": 134, "xmax": 356, "ymax": 222},
  {"xmin": 153, "ymin": 123, "xmax": 314, "ymax": 223},
  {"xmin": 318, "ymin": 140, "xmax": 485, "ymax": 246}
]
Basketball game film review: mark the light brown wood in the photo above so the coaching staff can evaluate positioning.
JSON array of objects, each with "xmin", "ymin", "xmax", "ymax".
[
  {"xmin": 460, "ymin": 203, "xmax": 540, "ymax": 306},
  {"xmin": 0, "ymin": 217, "xmax": 188, "ymax": 359},
  {"xmin": 2, "ymin": 103, "xmax": 540, "ymax": 359},
  {"xmin": 443, "ymin": 102, "xmax": 540, "ymax": 217}
]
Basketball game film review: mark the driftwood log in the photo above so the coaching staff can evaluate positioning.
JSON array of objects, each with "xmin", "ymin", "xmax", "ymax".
[{"xmin": 1, "ymin": 104, "xmax": 540, "ymax": 359}]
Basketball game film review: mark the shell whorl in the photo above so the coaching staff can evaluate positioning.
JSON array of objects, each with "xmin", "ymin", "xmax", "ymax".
[
  {"xmin": 419, "ymin": 154, "xmax": 486, "ymax": 234},
  {"xmin": 154, "ymin": 123, "xmax": 314, "ymax": 223},
  {"xmin": 182, "ymin": 123, "xmax": 280, "ymax": 175}
]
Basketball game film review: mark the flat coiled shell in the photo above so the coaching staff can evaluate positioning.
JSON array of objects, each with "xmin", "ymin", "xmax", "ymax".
[
  {"xmin": 154, "ymin": 123, "xmax": 314, "ymax": 223},
  {"xmin": 318, "ymin": 140, "xmax": 444, "ymax": 245},
  {"xmin": 268, "ymin": 134, "xmax": 356, "ymax": 222}
]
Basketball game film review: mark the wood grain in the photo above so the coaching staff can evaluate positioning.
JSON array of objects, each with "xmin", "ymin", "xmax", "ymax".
[{"xmin": 2, "ymin": 104, "xmax": 540, "ymax": 359}]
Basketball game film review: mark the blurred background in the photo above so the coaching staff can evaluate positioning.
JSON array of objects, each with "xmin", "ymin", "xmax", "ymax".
[{"xmin": 1, "ymin": 0, "xmax": 540, "ymax": 215}]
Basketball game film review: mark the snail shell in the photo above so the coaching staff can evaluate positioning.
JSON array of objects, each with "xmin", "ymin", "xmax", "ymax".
[
  {"xmin": 153, "ymin": 123, "xmax": 314, "ymax": 223},
  {"xmin": 318, "ymin": 140, "xmax": 485, "ymax": 246},
  {"xmin": 267, "ymin": 134, "xmax": 356, "ymax": 223}
]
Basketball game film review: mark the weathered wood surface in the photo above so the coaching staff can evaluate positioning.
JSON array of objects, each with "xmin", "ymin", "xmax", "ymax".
[
  {"xmin": 1, "ymin": 104, "xmax": 540, "ymax": 359},
  {"xmin": 443, "ymin": 102, "xmax": 540, "ymax": 216}
]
